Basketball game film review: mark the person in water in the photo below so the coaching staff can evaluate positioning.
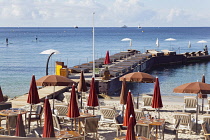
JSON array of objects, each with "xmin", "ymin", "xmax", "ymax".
[{"xmin": 6, "ymin": 38, "xmax": 8, "ymax": 45}]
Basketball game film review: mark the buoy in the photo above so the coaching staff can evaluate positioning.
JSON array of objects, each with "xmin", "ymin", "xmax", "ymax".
[{"xmin": 142, "ymin": 31, "xmax": 144, "ymax": 32}]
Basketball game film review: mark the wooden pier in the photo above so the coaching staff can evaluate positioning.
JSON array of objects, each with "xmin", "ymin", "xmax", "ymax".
[{"xmin": 10, "ymin": 86, "xmax": 69, "ymax": 108}]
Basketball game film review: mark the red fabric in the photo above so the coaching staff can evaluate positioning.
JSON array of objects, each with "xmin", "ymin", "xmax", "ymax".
[
  {"xmin": 42, "ymin": 99, "xmax": 55, "ymax": 138},
  {"xmin": 27, "ymin": 75, "xmax": 40, "ymax": 104},
  {"xmin": 120, "ymin": 77, "xmax": 128, "ymax": 105},
  {"xmin": 67, "ymin": 84, "xmax": 80, "ymax": 118},
  {"xmin": 87, "ymin": 77, "xmax": 99, "ymax": 107},
  {"xmin": 15, "ymin": 114, "xmax": 26, "ymax": 137},
  {"xmin": 78, "ymin": 71, "xmax": 87, "ymax": 92},
  {"xmin": 152, "ymin": 77, "xmax": 163, "ymax": 108},
  {"xmin": 123, "ymin": 91, "xmax": 136, "ymax": 126},
  {"xmin": 126, "ymin": 116, "xmax": 136, "ymax": 140},
  {"xmin": 0, "ymin": 86, "xmax": 4, "ymax": 102},
  {"xmin": 104, "ymin": 50, "xmax": 111, "ymax": 65}
]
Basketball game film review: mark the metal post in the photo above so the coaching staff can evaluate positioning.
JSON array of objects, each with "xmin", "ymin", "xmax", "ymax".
[
  {"xmin": 46, "ymin": 52, "xmax": 55, "ymax": 75},
  {"xmin": 92, "ymin": 12, "xmax": 95, "ymax": 78}
]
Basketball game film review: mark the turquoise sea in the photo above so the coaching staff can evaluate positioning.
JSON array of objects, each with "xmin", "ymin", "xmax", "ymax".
[{"xmin": 0, "ymin": 27, "xmax": 210, "ymax": 98}]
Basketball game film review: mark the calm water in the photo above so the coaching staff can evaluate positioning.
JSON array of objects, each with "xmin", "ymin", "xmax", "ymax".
[{"xmin": 0, "ymin": 27, "xmax": 210, "ymax": 98}]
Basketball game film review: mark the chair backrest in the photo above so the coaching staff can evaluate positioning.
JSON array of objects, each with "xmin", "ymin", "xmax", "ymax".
[
  {"xmin": 201, "ymin": 121, "xmax": 210, "ymax": 139},
  {"xmin": 203, "ymin": 115, "xmax": 210, "ymax": 125},
  {"xmin": 36, "ymin": 105, "xmax": 43, "ymax": 118},
  {"xmin": 64, "ymin": 92, "xmax": 71, "ymax": 104},
  {"xmin": 54, "ymin": 105, "xmax": 68, "ymax": 116},
  {"xmin": 174, "ymin": 118, "xmax": 181, "ymax": 129},
  {"xmin": 115, "ymin": 115, "xmax": 123, "ymax": 130},
  {"xmin": 136, "ymin": 123, "xmax": 150, "ymax": 138},
  {"xmin": 6, "ymin": 115, "xmax": 17, "ymax": 130},
  {"xmin": 52, "ymin": 114, "xmax": 62, "ymax": 131},
  {"xmin": 84, "ymin": 117, "xmax": 99, "ymax": 133},
  {"xmin": 135, "ymin": 111, "xmax": 144, "ymax": 121},
  {"xmin": 100, "ymin": 109, "xmax": 117, "ymax": 119},
  {"xmin": 184, "ymin": 96, "xmax": 196, "ymax": 108},
  {"xmin": 142, "ymin": 96, "xmax": 152, "ymax": 106},
  {"xmin": 173, "ymin": 113, "xmax": 191, "ymax": 126},
  {"xmin": 34, "ymin": 130, "xmax": 42, "ymax": 138}
]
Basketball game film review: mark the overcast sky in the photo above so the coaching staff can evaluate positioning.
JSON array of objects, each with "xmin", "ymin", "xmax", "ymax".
[{"xmin": 0, "ymin": 0, "xmax": 210, "ymax": 27}]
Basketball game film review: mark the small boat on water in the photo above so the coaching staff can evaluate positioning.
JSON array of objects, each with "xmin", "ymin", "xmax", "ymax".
[
  {"xmin": 74, "ymin": 26, "xmax": 78, "ymax": 28},
  {"xmin": 121, "ymin": 25, "xmax": 127, "ymax": 28},
  {"xmin": 138, "ymin": 24, "xmax": 142, "ymax": 29}
]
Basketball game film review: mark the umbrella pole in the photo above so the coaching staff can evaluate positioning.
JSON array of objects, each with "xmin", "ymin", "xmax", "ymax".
[
  {"xmin": 80, "ymin": 92, "xmax": 83, "ymax": 109},
  {"xmin": 202, "ymin": 98, "xmax": 204, "ymax": 114},
  {"xmin": 93, "ymin": 107, "xmax": 95, "ymax": 115},
  {"xmin": 137, "ymin": 92, "xmax": 139, "ymax": 109},
  {"xmin": 122, "ymin": 105, "xmax": 124, "ymax": 120},
  {"xmin": 196, "ymin": 94, "xmax": 198, "ymax": 134},
  {"xmin": 28, "ymin": 104, "xmax": 32, "ymax": 133},
  {"xmin": 52, "ymin": 86, "xmax": 55, "ymax": 114}
]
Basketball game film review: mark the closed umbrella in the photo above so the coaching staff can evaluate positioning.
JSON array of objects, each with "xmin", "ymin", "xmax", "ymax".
[
  {"xmin": 125, "ymin": 115, "xmax": 135, "ymax": 140},
  {"xmin": 173, "ymin": 81, "xmax": 210, "ymax": 133},
  {"xmin": 199, "ymin": 74, "xmax": 207, "ymax": 114},
  {"xmin": 42, "ymin": 98, "xmax": 55, "ymax": 138},
  {"xmin": 151, "ymin": 77, "xmax": 163, "ymax": 119},
  {"xmin": 104, "ymin": 50, "xmax": 111, "ymax": 65},
  {"xmin": 67, "ymin": 84, "xmax": 80, "ymax": 118},
  {"xmin": 27, "ymin": 75, "xmax": 40, "ymax": 133},
  {"xmin": 15, "ymin": 114, "xmax": 26, "ymax": 137},
  {"xmin": 77, "ymin": 70, "xmax": 87, "ymax": 109},
  {"xmin": 87, "ymin": 77, "xmax": 99, "ymax": 115},
  {"xmin": 67, "ymin": 84, "xmax": 80, "ymax": 130},
  {"xmin": 36, "ymin": 75, "xmax": 76, "ymax": 113},
  {"xmin": 120, "ymin": 77, "xmax": 128, "ymax": 119},
  {"xmin": 0, "ymin": 86, "xmax": 4, "ymax": 102},
  {"xmin": 123, "ymin": 90, "xmax": 136, "ymax": 126}
]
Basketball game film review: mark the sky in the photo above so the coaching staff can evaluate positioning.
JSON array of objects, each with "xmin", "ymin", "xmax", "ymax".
[{"xmin": 0, "ymin": 0, "xmax": 210, "ymax": 27}]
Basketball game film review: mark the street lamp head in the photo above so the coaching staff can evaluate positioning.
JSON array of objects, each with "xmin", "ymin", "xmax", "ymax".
[{"xmin": 40, "ymin": 49, "xmax": 60, "ymax": 54}]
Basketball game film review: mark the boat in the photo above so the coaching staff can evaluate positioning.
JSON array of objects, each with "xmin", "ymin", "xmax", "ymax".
[
  {"xmin": 74, "ymin": 26, "xmax": 78, "ymax": 28},
  {"xmin": 121, "ymin": 25, "xmax": 127, "ymax": 28},
  {"xmin": 138, "ymin": 24, "xmax": 142, "ymax": 29}
]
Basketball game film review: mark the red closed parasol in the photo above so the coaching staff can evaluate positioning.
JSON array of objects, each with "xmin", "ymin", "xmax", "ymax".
[
  {"xmin": 27, "ymin": 75, "xmax": 40, "ymax": 132},
  {"xmin": 104, "ymin": 50, "xmax": 111, "ymax": 65},
  {"xmin": 15, "ymin": 114, "xmax": 26, "ymax": 137},
  {"xmin": 125, "ymin": 115, "xmax": 136, "ymax": 140},
  {"xmin": 77, "ymin": 70, "xmax": 87, "ymax": 109},
  {"xmin": 0, "ymin": 86, "xmax": 4, "ymax": 102},
  {"xmin": 123, "ymin": 91, "xmax": 136, "ymax": 126},
  {"xmin": 67, "ymin": 84, "xmax": 80, "ymax": 118},
  {"xmin": 87, "ymin": 77, "xmax": 99, "ymax": 115},
  {"xmin": 42, "ymin": 98, "xmax": 55, "ymax": 138},
  {"xmin": 151, "ymin": 77, "xmax": 163, "ymax": 118}
]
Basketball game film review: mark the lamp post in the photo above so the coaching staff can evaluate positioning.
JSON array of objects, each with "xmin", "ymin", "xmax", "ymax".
[{"xmin": 40, "ymin": 49, "xmax": 60, "ymax": 75}]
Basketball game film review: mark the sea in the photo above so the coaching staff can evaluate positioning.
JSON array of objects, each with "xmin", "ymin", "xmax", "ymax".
[{"xmin": 0, "ymin": 27, "xmax": 210, "ymax": 98}]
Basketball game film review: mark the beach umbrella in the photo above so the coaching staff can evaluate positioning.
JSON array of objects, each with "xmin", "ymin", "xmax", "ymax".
[
  {"xmin": 197, "ymin": 40, "xmax": 207, "ymax": 47},
  {"xmin": 27, "ymin": 75, "xmax": 40, "ymax": 133},
  {"xmin": 0, "ymin": 86, "xmax": 4, "ymax": 102},
  {"xmin": 120, "ymin": 77, "xmax": 128, "ymax": 119},
  {"xmin": 87, "ymin": 77, "xmax": 99, "ymax": 115},
  {"xmin": 199, "ymin": 74, "xmax": 207, "ymax": 114},
  {"xmin": 119, "ymin": 72, "xmax": 155, "ymax": 109},
  {"xmin": 77, "ymin": 70, "xmax": 87, "ymax": 109},
  {"xmin": 42, "ymin": 98, "xmax": 55, "ymax": 138},
  {"xmin": 156, "ymin": 38, "xmax": 159, "ymax": 48},
  {"xmin": 67, "ymin": 84, "xmax": 80, "ymax": 130},
  {"xmin": 67, "ymin": 84, "xmax": 80, "ymax": 118},
  {"xmin": 123, "ymin": 90, "xmax": 136, "ymax": 126},
  {"xmin": 151, "ymin": 77, "xmax": 163, "ymax": 119},
  {"xmin": 104, "ymin": 50, "xmax": 111, "ymax": 65},
  {"xmin": 173, "ymin": 81, "xmax": 210, "ymax": 133},
  {"xmin": 121, "ymin": 38, "xmax": 132, "ymax": 48},
  {"xmin": 165, "ymin": 38, "xmax": 176, "ymax": 50},
  {"xmin": 36, "ymin": 75, "xmax": 76, "ymax": 113},
  {"xmin": 15, "ymin": 114, "xmax": 26, "ymax": 137},
  {"xmin": 125, "ymin": 115, "xmax": 136, "ymax": 140}
]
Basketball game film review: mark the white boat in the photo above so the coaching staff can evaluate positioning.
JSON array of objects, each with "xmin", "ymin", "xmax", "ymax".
[{"xmin": 138, "ymin": 24, "xmax": 142, "ymax": 29}]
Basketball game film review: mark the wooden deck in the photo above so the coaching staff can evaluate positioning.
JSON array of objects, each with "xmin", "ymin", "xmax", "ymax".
[{"xmin": 9, "ymin": 86, "xmax": 69, "ymax": 108}]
